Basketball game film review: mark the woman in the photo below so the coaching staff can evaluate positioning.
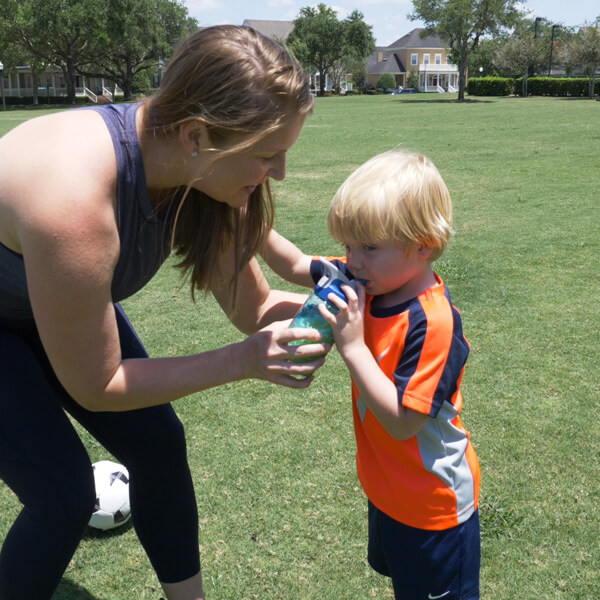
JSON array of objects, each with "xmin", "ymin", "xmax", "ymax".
[{"xmin": 0, "ymin": 26, "xmax": 326, "ymax": 600}]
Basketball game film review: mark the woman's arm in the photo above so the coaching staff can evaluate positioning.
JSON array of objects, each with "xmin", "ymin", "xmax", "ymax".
[
  {"xmin": 11, "ymin": 112, "xmax": 328, "ymax": 413},
  {"xmin": 23, "ymin": 212, "xmax": 327, "ymax": 412},
  {"xmin": 259, "ymin": 229, "xmax": 314, "ymax": 288},
  {"xmin": 210, "ymin": 243, "xmax": 309, "ymax": 334}
]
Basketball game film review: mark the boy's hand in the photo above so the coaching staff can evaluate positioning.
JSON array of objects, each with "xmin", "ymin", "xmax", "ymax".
[{"xmin": 318, "ymin": 283, "xmax": 367, "ymax": 356}]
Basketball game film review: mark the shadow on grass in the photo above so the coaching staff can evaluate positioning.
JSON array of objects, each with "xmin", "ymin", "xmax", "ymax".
[
  {"xmin": 557, "ymin": 96, "xmax": 599, "ymax": 101},
  {"xmin": 82, "ymin": 519, "xmax": 134, "ymax": 540},
  {"xmin": 54, "ymin": 578, "xmax": 100, "ymax": 600},
  {"xmin": 391, "ymin": 97, "xmax": 496, "ymax": 104}
]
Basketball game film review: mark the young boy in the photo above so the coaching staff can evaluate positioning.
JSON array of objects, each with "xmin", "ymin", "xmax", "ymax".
[{"xmin": 261, "ymin": 151, "xmax": 481, "ymax": 600}]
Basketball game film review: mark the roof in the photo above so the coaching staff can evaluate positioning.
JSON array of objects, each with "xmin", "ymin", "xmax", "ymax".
[
  {"xmin": 366, "ymin": 51, "xmax": 406, "ymax": 75},
  {"xmin": 242, "ymin": 19, "xmax": 295, "ymax": 42},
  {"xmin": 387, "ymin": 28, "xmax": 447, "ymax": 50}
]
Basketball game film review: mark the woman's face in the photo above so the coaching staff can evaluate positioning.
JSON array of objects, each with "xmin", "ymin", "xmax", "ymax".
[{"xmin": 192, "ymin": 113, "xmax": 306, "ymax": 208}]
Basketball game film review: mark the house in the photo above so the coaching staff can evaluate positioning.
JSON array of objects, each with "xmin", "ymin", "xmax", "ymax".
[
  {"xmin": 242, "ymin": 19, "xmax": 294, "ymax": 42},
  {"xmin": 0, "ymin": 64, "xmax": 120, "ymax": 103},
  {"xmin": 366, "ymin": 28, "xmax": 459, "ymax": 92}
]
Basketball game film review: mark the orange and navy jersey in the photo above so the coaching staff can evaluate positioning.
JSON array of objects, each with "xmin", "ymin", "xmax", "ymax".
[{"xmin": 310, "ymin": 259, "xmax": 481, "ymax": 531}]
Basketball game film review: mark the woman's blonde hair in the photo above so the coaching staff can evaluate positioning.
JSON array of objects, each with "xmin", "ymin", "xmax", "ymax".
[
  {"xmin": 143, "ymin": 25, "xmax": 313, "ymax": 297},
  {"xmin": 328, "ymin": 151, "xmax": 453, "ymax": 261}
]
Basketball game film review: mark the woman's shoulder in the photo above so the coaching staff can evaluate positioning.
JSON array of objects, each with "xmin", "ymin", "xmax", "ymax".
[{"xmin": 0, "ymin": 108, "xmax": 119, "ymax": 253}]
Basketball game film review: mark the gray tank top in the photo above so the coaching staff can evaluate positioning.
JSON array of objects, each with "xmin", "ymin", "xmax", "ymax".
[{"xmin": 0, "ymin": 103, "xmax": 174, "ymax": 319}]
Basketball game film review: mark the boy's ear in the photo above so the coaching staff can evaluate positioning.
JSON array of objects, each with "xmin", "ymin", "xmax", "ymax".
[{"xmin": 416, "ymin": 244, "xmax": 434, "ymax": 260}]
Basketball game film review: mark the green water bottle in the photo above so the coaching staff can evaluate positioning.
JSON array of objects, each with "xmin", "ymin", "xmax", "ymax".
[{"xmin": 288, "ymin": 258, "xmax": 354, "ymax": 362}]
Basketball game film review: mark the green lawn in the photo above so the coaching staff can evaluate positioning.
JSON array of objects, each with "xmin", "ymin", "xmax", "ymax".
[{"xmin": 0, "ymin": 94, "xmax": 598, "ymax": 599}]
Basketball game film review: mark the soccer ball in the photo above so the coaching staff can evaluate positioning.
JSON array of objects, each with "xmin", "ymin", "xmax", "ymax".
[{"xmin": 88, "ymin": 460, "xmax": 132, "ymax": 531}]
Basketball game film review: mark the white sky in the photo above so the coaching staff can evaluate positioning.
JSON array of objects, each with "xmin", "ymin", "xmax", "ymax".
[{"xmin": 183, "ymin": 0, "xmax": 597, "ymax": 47}]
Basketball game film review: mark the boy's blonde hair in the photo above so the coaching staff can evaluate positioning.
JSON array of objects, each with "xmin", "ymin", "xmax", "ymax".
[{"xmin": 328, "ymin": 151, "xmax": 453, "ymax": 261}]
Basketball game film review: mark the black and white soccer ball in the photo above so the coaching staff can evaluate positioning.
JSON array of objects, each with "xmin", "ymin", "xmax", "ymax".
[{"xmin": 88, "ymin": 460, "xmax": 131, "ymax": 531}]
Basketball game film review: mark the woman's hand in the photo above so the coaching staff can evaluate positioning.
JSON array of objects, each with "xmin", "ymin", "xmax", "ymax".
[{"xmin": 238, "ymin": 319, "xmax": 330, "ymax": 387}]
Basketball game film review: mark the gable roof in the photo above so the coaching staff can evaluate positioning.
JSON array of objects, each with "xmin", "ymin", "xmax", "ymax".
[
  {"xmin": 387, "ymin": 28, "xmax": 447, "ymax": 50},
  {"xmin": 366, "ymin": 50, "xmax": 406, "ymax": 75},
  {"xmin": 242, "ymin": 19, "xmax": 295, "ymax": 42}
]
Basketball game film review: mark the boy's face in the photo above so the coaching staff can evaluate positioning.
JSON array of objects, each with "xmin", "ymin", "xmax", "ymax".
[{"xmin": 343, "ymin": 239, "xmax": 434, "ymax": 306}]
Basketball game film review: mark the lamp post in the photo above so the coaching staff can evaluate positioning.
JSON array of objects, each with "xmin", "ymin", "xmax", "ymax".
[
  {"xmin": 0, "ymin": 61, "xmax": 5, "ymax": 111},
  {"xmin": 534, "ymin": 16, "xmax": 545, "ymax": 39},
  {"xmin": 529, "ymin": 17, "xmax": 546, "ymax": 76},
  {"xmin": 548, "ymin": 25, "xmax": 561, "ymax": 76}
]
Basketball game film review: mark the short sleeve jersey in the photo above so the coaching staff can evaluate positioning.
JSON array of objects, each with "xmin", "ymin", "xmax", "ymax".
[{"xmin": 311, "ymin": 258, "xmax": 480, "ymax": 531}]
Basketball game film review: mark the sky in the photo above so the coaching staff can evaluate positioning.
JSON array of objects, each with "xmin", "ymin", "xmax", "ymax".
[{"xmin": 182, "ymin": 0, "xmax": 597, "ymax": 47}]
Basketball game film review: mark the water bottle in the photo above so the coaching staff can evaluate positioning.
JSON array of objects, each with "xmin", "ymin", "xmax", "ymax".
[{"xmin": 288, "ymin": 257, "xmax": 354, "ymax": 362}]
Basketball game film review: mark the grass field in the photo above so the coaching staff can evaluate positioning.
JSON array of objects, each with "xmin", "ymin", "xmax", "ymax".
[{"xmin": 0, "ymin": 94, "xmax": 598, "ymax": 599}]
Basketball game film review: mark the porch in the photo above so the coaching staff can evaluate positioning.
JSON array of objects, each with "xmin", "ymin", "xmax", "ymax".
[
  {"xmin": 419, "ymin": 63, "xmax": 459, "ymax": 93},
  {"xmin": 1, "ymin": 67, "xmax": 122, "ymax": 102}
]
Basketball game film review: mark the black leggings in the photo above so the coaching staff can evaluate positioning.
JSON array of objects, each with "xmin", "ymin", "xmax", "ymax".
[{"xmin": 0, "ymin": 305, "xmax": 200, "ymax": 599}]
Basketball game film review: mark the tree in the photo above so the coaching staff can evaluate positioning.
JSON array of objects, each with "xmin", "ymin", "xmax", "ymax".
[
  {"xmin": 494, "ymin": 36, "xmax": 545, "ymax": 96},
  {"xmin": 0, "ymin": 0, "xmax": 107, "ymax": 104},
  {"xmin": 288, "ymin": 4, "xmax": 375, "ymax": 96},
  {"xmin": 410, "ymin": 0, "xmax": 520, "ymax": 101},
  {"xmin": 81, "ymin": 0, "xmax": 196, "ymax": 101},
  {"xmin": 345, "ymin": 57, "xmax": 367, "ymax": 93},
  {"xmin": 567, "ymin": 21, "xmax": 600, "ymax": 98},
  {"xmin": 468, "ymin": 36, "xmax": 504, "ymax": 77}
]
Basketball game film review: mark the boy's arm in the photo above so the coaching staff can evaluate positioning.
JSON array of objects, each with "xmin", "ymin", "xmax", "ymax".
[
  {"xmin": 322, "ymin": 285, "xmax": 429, "ymax": 441},
  {"xmin": 260, "ymin": 229, "xmax": 315, "ymax": 288}
]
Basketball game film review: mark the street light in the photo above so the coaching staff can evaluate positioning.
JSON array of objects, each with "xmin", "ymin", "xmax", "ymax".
[
  {"xmin": 534, "ymin": 16, "xmax": 545, "ymax": 39},
  {"xmin": 0, "ymin": 61, "xmax": 5, "ymax": 111},
  {"xmin": 548, "ymin": 25, "xmax": 561, "ymax": 76},
  {"xmin": 529, "ymin": 17, "xmax": 546, "ymax": 76}
]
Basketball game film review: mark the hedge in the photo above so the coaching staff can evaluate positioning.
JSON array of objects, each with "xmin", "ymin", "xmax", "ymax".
[
  {"xmin": 466, "ymin": 77, "xmax": 515, "ymax": 96},
  {"xmin": 1, "ymin": 96, "xmax": 91, "ymax": 107},
  {"xmin": 467, "ymin": 77, "xmax": 592, "ymax": 97},
  {"xmin": 525, "ymin": 77, "xmax": 589, "ymax": 97}
]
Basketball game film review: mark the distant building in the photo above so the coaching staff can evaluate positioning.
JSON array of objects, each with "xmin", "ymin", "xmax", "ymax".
[
  {"xmin": 242, "ymin": 19, "xmax": 294, "ymax": 42},
  {"xmin": 366, "ymin": 28, "xmax": 459, "ymax": 92},
  {"xmin": 0, "ymin": 65, "xmax": 119, "ymax": 103}
]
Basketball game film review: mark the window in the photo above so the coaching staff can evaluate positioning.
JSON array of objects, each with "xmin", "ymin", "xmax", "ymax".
[
  {"xmin": 411, "ymin": 53, "xmax": 418, "ymax": 66},
  {"xmin": 435, "ymin": 53, "xmax": 442, "ymax": 65},
  {"xmin": 423, "ymin": 54, "xmax": 430, "ymax": 65}
]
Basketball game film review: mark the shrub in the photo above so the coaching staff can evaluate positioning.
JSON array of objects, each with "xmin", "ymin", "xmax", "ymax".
[
  {"xmin": 468, "ymin": 76, "xmax": 590, "ymax": 97},
  {"xmin": 467, "ymin": 77, "xmax": 515, "ymax": 96},
  {"xmin": 376, "ymin": 73, "xmax": 396, "ymax": 91},
  {"xmin": 406, "ymin": 71, "xmax": 420, "ymax": 90},
  {"xmin": 525, "ymin": 77, "xmax": 588, "ymax": 97}
]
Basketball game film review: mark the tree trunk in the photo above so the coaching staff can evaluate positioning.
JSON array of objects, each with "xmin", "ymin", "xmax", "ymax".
[
  {"xmin": 66, "ymin": 60, "xmax": 77, "ymax": 104},
  {"xmin": 32, "ymin": 72, "xmax": 39, "ymax": 106},
  {"xmin": 123, "ymin": 64, "xmax": 133, "ymax": 101},
  {"xmin": 458, "ymin": 55, "xmax": 468, "ymax": 101}
]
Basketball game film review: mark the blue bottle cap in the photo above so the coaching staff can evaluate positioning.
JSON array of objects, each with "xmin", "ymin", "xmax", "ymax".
[{"xmin": 314, "ymin": 257, "xmax": 354, "ymax": 304}]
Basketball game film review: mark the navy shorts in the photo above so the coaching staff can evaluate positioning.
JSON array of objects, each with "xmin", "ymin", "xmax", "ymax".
[{"xmin": 368, "ymin": 501, "xmax": 480, "ymax": 600}]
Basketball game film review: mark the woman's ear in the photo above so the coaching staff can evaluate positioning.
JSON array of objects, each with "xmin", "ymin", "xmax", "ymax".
[{"xmin": 179, "ymin": 120, "xmax": 209, "ymax": 156}]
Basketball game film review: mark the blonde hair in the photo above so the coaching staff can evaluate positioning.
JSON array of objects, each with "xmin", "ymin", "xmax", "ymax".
[
  {"xmin": 328, "ymin": 151, "xmax": 453, "ymax": 261},
  {"xmin": 143, "ymin": 25, "xmax": 314, "ymax": 296}
]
